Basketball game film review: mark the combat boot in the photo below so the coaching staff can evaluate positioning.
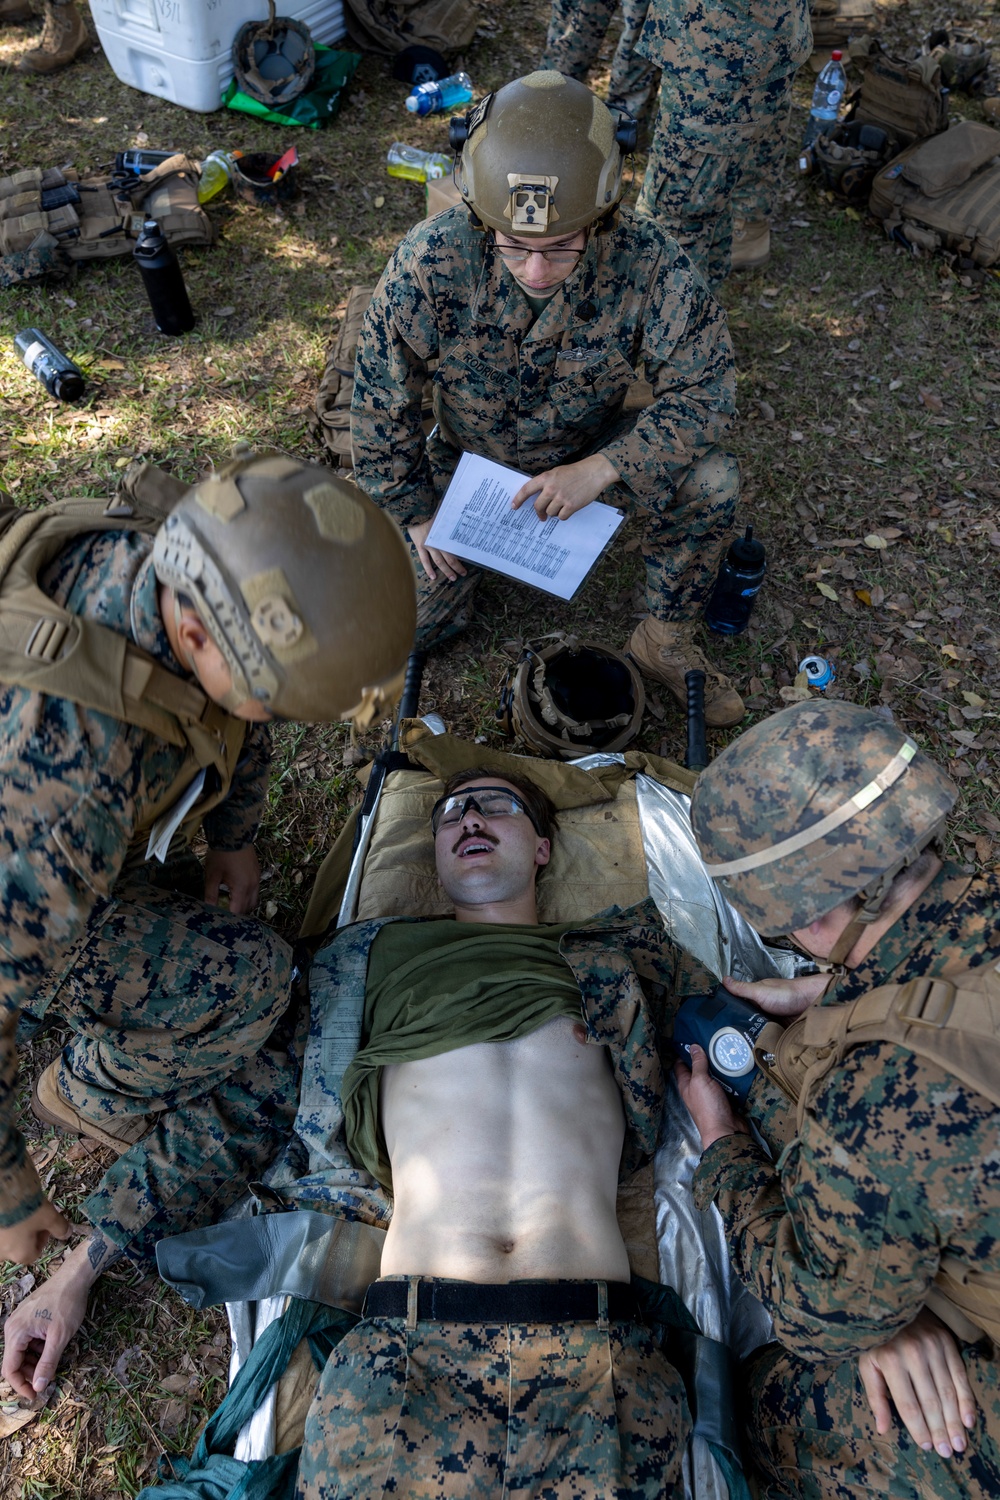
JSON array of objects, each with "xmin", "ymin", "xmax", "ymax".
[
  {"xmin": 31, "ymin": 1060, "xmax": 153, "ymax": 1155},
  {"xmin": 731, "ymin": 219, "xmax": 771, "ymax": 272},
  {"xmin": 17, "ymin": 0, "xmax": 88, "ymax": 72},
  {"xmin": 627, "ymin": 616, "xmax": 745, "ymax": 726},
  {"xmin": 0, "ymin": 0, "xmax": 36, "ymax": 21}
]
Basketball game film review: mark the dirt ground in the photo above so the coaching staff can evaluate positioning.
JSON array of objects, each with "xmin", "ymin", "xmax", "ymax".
[{"xmin": 0, "ymin": 0, "xmax": 998, "ymax": 1491}]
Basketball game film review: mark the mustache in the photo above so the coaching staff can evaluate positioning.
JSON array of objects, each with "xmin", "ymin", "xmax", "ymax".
[{"xmin": 452, "ymin": 830, "xmax": 500, "ymax": 854}]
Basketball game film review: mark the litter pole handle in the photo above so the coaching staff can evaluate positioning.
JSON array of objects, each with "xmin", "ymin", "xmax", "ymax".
[
  {"xmin": 684, "ymin": 669, "xmax": 708, "ymax": 773},
  {"xmin": 398, "ymin": 648, "xmax": 426, "ymax": 726}
]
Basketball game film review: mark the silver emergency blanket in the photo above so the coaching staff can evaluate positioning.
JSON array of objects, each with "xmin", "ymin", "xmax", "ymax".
[{"xmin": 229, "ymin": 752, "xmax": 786, "ymax": 1489}]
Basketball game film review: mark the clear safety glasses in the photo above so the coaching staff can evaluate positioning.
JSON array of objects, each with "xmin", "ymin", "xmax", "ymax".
[{"xmin": 430, "ymin": 786, "xmax": 539, "ymax": 836}]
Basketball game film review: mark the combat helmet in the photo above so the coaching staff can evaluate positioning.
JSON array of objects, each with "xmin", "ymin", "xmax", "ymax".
[
  {"xmin": 497, "ymin": 634, "xmax": 645, "ymax": 757},
  {"xmin": 232, "ymin": 1, "xmax": 315, "ymax": 109},
  {"xmin": 690, "ymin": 700, "xmax": 957, "ymax": 939},
  {"xmin": 152, "ymin": 454, "xmax": 416, "ymax": 725},
  {"xmin": 451, "ymin": 71, "xmax": 636, "ymax": 237}
]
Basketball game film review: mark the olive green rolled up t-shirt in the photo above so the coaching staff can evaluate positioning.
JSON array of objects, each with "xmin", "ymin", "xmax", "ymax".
[{"xmin": 342, "ymin": 920, "xmax": 581, "ymax": 1190}]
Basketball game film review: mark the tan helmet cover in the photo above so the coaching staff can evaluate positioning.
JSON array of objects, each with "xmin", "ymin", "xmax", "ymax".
[
  {"xmin": 152, "ymin": 456, "xmax": 416, "ymax": 725},
  {"xmin": 456, "ymin": 71, "xmax": 624, "ymax": 237},
  {"xmin": 690, "ymin": 700, "xmax": 958, "ymax": 935},
  {"xmin": 498, "ymin": 635, "xmax": 644, "ymax": 758}
]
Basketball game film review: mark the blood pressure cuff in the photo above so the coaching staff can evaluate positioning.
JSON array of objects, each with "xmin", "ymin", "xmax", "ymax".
[{"xmin": 155, "ymin": 1209, "xmax": 386, "ymax": 1314}]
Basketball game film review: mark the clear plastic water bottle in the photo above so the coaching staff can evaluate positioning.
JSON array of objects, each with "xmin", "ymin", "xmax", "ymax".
[
  {"xmin": 803, "ymin": 51, "xmax": 847, "ymax": 147},
  {"xmin": 14, "ymin": 328, "xmax": 86, "ymax": 401},
  {"xmin": 196, "ymin": 150, "xmax": 237, "ymax": 204},
  {"xmin": 704, "ymin": 526, "xmax": 766, "ymax": 635},
  {"xmin": 405, "ymin": 71, "xmax": 473, "ymax": 116},
  {"xmin": 386, "ymin": 143, "xmax": 453, "ymax": 182}
]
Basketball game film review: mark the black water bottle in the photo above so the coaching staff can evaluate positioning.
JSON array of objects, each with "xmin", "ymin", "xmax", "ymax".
[
  {"xmin": 13, "ymin": 328, "xmax": 86, "ymax": 401},
  {"xmin": 133, "ymin": 218, "xmax": 195, "ymax": 335},
  {"xmin": 704, "ymin": 525, "xmax": 766, "ymax": 635}
]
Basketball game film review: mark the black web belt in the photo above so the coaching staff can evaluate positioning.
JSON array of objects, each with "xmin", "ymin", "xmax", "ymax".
[{"xmin": 362, "ymin": 1278, "xmax": 639, "ymax": 1325}]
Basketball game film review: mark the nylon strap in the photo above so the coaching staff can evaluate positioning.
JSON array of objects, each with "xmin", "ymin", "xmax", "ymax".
[{"xmin": 703, "ymin": 741, "xmax": 917, "ymax": 877}]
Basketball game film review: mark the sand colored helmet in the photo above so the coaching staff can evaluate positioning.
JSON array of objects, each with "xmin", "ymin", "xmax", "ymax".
[
  {"xmin": 152, "ymin": 455, "xmax": 416, "ymax": 725},
  {"xmin": 690, "ymin": 700, "xmax": 957, "ymax": 935},
  {"xmin": 453, "ymin": 71, "xmax": 630, "ymax": 237},
  {"xmin": 232, "ymin": 2, "xmax": 315, "ymax": 108},
  {"xmin": 497, "ymin": 634, "xmax": 645, "ymax": 758}
]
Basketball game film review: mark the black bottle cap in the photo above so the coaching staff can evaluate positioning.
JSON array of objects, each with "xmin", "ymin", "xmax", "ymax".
[
  {"xmin": 53, "ymin": 370, "xmax": 85, "ymax": 401},
  {"xmin": 729, "ymin": 525, "xmax": 765, "ymax": 566}
]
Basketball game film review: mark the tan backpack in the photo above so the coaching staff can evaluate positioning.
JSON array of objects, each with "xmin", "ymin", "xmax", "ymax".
[
  {"xmin": 868, "ymin": 120, "xmax": 1000, "ymax": 266},
  {"xmin": 850, "ymin": 36, "xmax": 950, "ymax": 146}
]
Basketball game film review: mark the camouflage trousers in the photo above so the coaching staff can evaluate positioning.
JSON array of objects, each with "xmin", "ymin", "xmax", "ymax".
[
  {"xmin": 745, "ymin": 1338, "xmax": 1000, "ymax": 1499},
  {"xmin": 540, "ymin": 0, "xmax": 659, "ymax": 139},
  {"xmin": 32, "ymin": 871, "xmax": 299, "ymax": 1261},
  {"xmin": 296, "ymin": 1297, "xmax": 690, "ymax": 1497},
  {"xmin": 636, "ymin": 92, "xmax": 797, "ymax": 286},
  {"xmin": 413, "ymin": 447, "xmax": 738, "ymax": 650}
]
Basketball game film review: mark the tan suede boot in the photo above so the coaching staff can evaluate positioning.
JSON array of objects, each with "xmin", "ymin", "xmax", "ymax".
[
  {"xmin": 31, "ymin": 1060, "xmax": 152, "ymax": 1155},
  {"xmin": 17, "ymin": 0, "xmax": 88, "ymax": 71},
  {"xmin": 730, "ymin": 219, "xmax": 771, "ymax": 272},
  {"xmin": 0, "ymin": 0, "xmax": 36, "ymax": 22},
  {"xmin": 627, "ymin": 616, "xmax": 745, "ymax": 726}
]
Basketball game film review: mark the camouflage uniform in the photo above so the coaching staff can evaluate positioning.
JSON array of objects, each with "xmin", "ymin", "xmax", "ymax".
[
  {"xmin": 0, "ymin": 528, "xmax": 299, "ymax": 1260},
  {"xmin": 291, "ymin": 901, "xmax": 693, "ymax": 1493},
  {"xmin": 350, "ymin": 205, "xmax": 737, "ymax": 650},
  {"xmin": 693, "ymin": 863, "xmax": 1000, "ymax": 1498},
  {"xmin": 540, "ymin": 0, "xmax": 660, "ymax": 141},
  {"xmin": 634, "ymin": 0, "xmax": 812, "ymax": 285}
]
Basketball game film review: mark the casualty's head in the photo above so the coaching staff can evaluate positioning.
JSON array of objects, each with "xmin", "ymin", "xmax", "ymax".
[
  {"xmin": 690, "ymin": 701, "xmax": 957, "ymax": 939},
  {"xmin": 453, "ymin": 71, "xmax": 635, "ymax": 291},
  {"xmin": 152, "ymin": 454, "xmax": 416, "ymax": 725},
  {"xmin": 431, "ymin": 764, "xmax": 558, "ymax": 908}
]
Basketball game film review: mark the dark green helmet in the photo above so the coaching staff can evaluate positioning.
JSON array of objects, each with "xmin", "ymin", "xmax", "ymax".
[
  {"xmin": 152, "ymin": 455, "xmax": 415, "ymax": 725},
  {"xmin": 690, "ymin": 701, "xmax": 957, "ymax": 935},
  {"xmin": 455, "ymin": 71, "xmax": 625, "ymax": 237}
]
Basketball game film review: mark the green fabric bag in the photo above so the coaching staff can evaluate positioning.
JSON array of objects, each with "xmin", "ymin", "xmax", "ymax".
[{"xmin": 222, "ymin": 45, "xmax": 361, "ymax": 129}]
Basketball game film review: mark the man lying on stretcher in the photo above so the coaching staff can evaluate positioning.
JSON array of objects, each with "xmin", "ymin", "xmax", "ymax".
[{"xmin": 294, "ymin": 763, "xmax": 696, "ymax": 1498}]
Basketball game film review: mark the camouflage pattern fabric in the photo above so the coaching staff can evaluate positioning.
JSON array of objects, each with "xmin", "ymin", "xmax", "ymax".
[
  {"xmin": 287, "ymin": 899, "xmax": 687, "ymax": 1225},
  {"xmin": 730, "ymin": 99, "xmax": 796, "ymax": 224},
  {"xmin": 692, "ymin": 864, "xmax": 1000, "ymax": 1493},
  {"xmin": 350, "ymin": 205, "xmax": 736, "ymax": 641},
  {"xmin": 0, "ymin": 527, "xmax": 272, "ymax": 1241},
  {"xmin": 634, "ymin": 0, "xmax": 810, "ymax": 283},
  {"xmin": 744, "ymin": 1337, "xmax": 1000, "ymax": 1499},
  {"xmin": 296, "ymin": 1295, "xmax": 690, "ymax": 1498},
  {"xmin": 411, "ymin": 447, "xmax": 739, "ymax": 649},
  {"xmin": 540, "ymin": 0, "xmax": 660, "ymax": 139},
  {"xmin": 0, "ymin": 231, "xmax": 64, "ymax": 288}
]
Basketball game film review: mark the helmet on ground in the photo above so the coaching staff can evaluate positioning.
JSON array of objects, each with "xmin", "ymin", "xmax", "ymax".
[
  {"xmin": 233, "ymin": 2, "xmax": 315, "ymax": 108},
  {"xmin": 452, "ymin": 71, "xmax": 634, "ymax": 237},
  {"xmin": 152, "ymin": 454, "xmax": 416, "ymax": 725},
  {"xmin": 690, "ymin": 700, "xmax": 957, "ymax": 935},
  {"xmin": 497, "ymin": 634, "xmax": 645, "ymax": 758}
]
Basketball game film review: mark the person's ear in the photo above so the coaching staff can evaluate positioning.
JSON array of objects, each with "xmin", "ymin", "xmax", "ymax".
[
  {"xmin": 176, "ymin": 611, "xmax": 210, "ymax": 661},
  {"xmin": 535, "ymin": 837, "xmax": 551, "ymax": 869}
]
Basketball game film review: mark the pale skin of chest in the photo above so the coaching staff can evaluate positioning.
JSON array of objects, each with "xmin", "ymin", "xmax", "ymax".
[{"xmin": 380, "ymin": 1014, "xmax": 630, "ymax": 1282}]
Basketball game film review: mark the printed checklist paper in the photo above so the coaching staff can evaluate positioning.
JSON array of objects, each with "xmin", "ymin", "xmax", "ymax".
[{"xmin": 426, "ymin": 453, "xmax": 625, "ymax": 601}]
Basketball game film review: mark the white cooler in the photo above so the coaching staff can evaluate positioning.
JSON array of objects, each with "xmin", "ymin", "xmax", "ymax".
[{"xmin": 88, "ymin": 0, "xmax": 347, "ymax": 114}]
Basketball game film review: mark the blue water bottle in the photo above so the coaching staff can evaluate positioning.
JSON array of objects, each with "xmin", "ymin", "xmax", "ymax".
[
  {"xmin": 405, "ymin": 70, "xmax": 473, "ymax": 115},
  {"xmin": 704, "ymin": 526, "xmax": 766, "ymax": 635}
]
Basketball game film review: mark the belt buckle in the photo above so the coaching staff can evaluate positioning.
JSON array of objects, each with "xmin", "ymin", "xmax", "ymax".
[{"xmin": 896, "ymin": 976, "xmax": 956, "ymax": 1028}]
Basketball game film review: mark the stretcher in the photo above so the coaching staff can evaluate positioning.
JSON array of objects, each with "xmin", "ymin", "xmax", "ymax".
[{"xmin": 153, "ymin": 725, "xmax": 806, "ymax": 1500}]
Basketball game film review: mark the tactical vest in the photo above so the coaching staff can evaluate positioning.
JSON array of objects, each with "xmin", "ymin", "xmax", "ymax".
[
  {"xmin": 0, "ymin": 472, "xmax": 246, "ymax": 861},
  {"xmin": 755, "ymin": 961, "xmax": 1000, "ymax": 1344}
]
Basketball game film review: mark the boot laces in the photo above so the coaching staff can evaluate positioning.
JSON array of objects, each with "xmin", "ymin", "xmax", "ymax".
[{"xmin": 38, "ymin": 3, "xmax": 65, "ymax": 48}]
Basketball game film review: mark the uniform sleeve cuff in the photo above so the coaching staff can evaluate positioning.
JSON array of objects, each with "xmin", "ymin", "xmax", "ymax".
[{"xmin": 692, "ymin": 1133, "xmax": 773, "ymax": 1212}]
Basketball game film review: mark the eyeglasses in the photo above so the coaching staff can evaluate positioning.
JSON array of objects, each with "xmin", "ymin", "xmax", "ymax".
[
  {"xmin": 492, "ymin": 237, "xmax": 584, "ymax": 265},
  {"xmin": 430, "ymin": 786, "xmax": 539, "ymax": 836}
]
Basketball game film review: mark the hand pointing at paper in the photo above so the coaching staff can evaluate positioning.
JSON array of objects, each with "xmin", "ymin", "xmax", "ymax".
[{"xmin": 511, "ymin": 454, "xmax": 621, "ymax": 521}]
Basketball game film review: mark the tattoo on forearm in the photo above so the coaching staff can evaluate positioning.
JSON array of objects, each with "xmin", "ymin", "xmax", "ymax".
[
  {"xmin": 34, "ymin": 1308, "xmax": 52, "ymax": 1322},
  {"xmin": 86, "ymin": 1234, "xmax": 119, "ymax": 1273}
]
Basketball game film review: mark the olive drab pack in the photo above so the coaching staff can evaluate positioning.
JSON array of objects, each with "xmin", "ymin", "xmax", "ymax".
[
  {"xmin": 0, "ymin": 468, "xmax": 246, "ymax": 858},
  {"xmin": 342, "ymin": 0, "xmax": 478, "ymax": 60},
  {"xmin": 849, "ymin": 36, "xmax": 950, "ymax": 147},
  {"xmin": 868, "ymin": 120, "xmax": 1000, "ymax": 265},
  {"xmin": 753, "ymin": 959, "xmax": 1000, "ymax": 1343},
  {"xmin": 0, "ymin": 154, "xmax": 213, "ymax": 289},
  {"xmin": 811, "ymin": 120, "xmax": 896, "ymax": 206}
]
